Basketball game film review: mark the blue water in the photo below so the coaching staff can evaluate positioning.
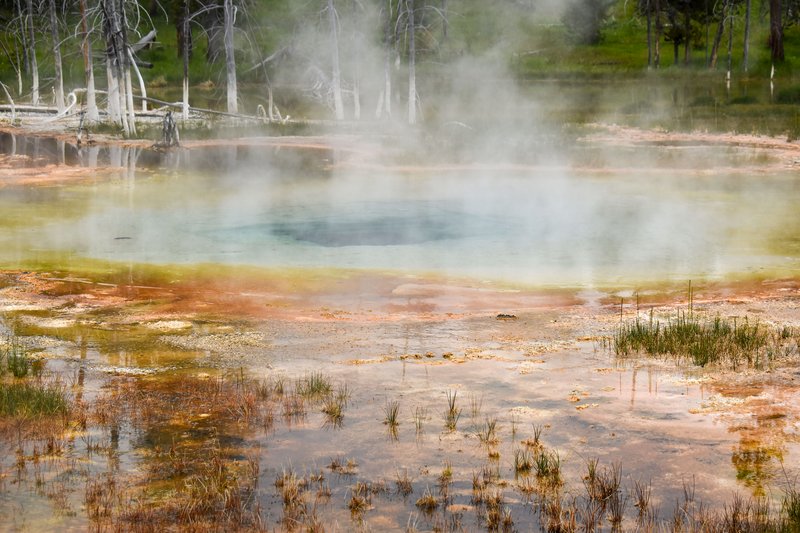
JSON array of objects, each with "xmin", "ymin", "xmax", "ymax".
[{"xmin": 1, "ymin": 138, "xmax": 799, "ymax": 287}]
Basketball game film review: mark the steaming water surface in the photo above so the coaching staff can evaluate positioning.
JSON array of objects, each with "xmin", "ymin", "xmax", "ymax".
[{"xmin": 1, "ymin": 137, "xmax": 798, "ymax": 287}]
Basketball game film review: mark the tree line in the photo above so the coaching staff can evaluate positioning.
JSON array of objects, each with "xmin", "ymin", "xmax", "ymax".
[
  {"xmin": 632, "ymin": 0, "xmax": 792, "ymax": 70},
  {"xmin": 0, "ymin": 0, "xmax": 454, "ymax": 133},
  {"xmin": 0, "ymin": 0, "xmax": 796, "ymax": 134}
]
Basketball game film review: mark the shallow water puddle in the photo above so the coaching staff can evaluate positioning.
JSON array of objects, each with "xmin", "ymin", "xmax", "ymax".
[{"xmin": 2, "ymin": 303, "xmax": 798, "ymax": 530}]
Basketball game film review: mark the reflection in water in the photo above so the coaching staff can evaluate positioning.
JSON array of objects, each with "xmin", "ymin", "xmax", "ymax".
[
  {"xmin": 729, "ymin": 405, "xmax": 794, "ymax": 497},
  {"xmin": 732, "ymin": 439, "xmax": 783, "ymax": 497}
]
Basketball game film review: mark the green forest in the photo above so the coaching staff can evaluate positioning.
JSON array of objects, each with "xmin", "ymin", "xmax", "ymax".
[{"xmin": 1, "ymin": 0, "xmax": 800, "ymax": 131}]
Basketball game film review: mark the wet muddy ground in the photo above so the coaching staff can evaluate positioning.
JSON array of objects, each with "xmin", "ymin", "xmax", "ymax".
[
  {"xmin": 1, "ymin": 267, "xmax": 799, "ymax": 531},
  {"xmin": 0, "ymin": 125, "xmax": 799, "ymax": 531}
]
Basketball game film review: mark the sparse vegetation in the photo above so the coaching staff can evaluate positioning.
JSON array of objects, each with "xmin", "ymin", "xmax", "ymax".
[
  {"xmin": 328, "ymin": 456, "xmax": 358, "ymax": 476},
  {"xmin": 478, "ymin": 416, "xmax": 499, "ymax": 445},
  {"xmin": 611, "ymin": 309, "xmax": 787, "ymax": 369},
  {"xmin": 522, "ymin": 424, "xmax": 544, "ymax": 450},
  {"xmin": 296, "ymin": 372, "xmax": 333, "ymax": 399},
  {"xmin": 443, "ymin": 390, "xmax": 461, "ymax": 432},
  {"xmin": 321, "ymin": 393, "xmax": 345, "ymax": 426},
  {"xmin": 415, "ymin": 486, "xmax": 438, "ymax": 513},
  {"xmin": 1, "ymin": 335, "xmax": 31, "ymax": 378},
  {"xmin": 535, "ymin": 448, "xmax": 562, "ymax": 490},
  {"xmin": 513, "ymin": 448, "xmax": 533, "ymax": 475},
  {"xmin": 0, "ymin": 380, "xmax": 69, "ymax": 417},
  {"xmin": 1, "ymin": 250, "xmax": 800, "ymax": 531},
  {"xmin": 395, "ymin": 469, "xmax": 413, "ymax": 496},
  {"xmin": 383, "ymin": 399, "xmax": 400, "ymax": 429}
]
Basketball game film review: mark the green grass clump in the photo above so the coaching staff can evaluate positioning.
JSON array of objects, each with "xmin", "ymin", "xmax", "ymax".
[
  {"xmin": 1, "ymin": 336, "xmax": 31, "ymax": 378},
  {"xmin": 783, "ymin": 487, "xmax": 800, "ymax": 530},
  {"xmin": 0, "ymin": 381, "xmax": 69, "ymax": 417},
  {"xmin": 612, "ymin": 310, "xmax": 771, "ymax": 369},
  {"xmin": 383, "ymin": 400, "xmax": 400, "ymax": 429},
  {"xmin": 295, "ymin": 372, "xmax": 332, "ymax": 399},
  {"xmin": 513, "ymin": 449, "xmax": 533, "ymax": 474}
]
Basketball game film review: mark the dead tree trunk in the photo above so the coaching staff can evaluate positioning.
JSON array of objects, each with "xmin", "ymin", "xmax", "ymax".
[
  {"xmin": 223, "ymin": 0, "xmax": 238, "ymax": 114},
  {"xmin": 181, "ymin": 0, "xmax": 190, "ymax": 119},
  {"xmin": 103, "ymin": 0, "xmax": 130, "ymax": 135},
  {"xmin": 128, "ymin": 48, "xmax": 147, "ymax": 112},
  {"xmin": 26, "ymin": 0, "xmax": 39, "ymax": 105},
  {"xmin": 376, "ymin": 0, "xmax": 392, "ymax": 119},
  {"xmin": 106, "ymin": 57, "xmax": 121, "ymax": 123},
  {"xmin": 16, "ymin": 0, "xmax": 29, "ymax": 77},
  {"xmin": 327, "ymin": 0, "xmax": 344, "ymax": 120},
  {"xmin": 407, "ymin": 0, "xmax": 416, "ymax": 125},
  {"xmin": 709, "ymin": 3, "xmax": 727, "ymax": 69},
  {"xmin": 118, "ymin": 0, "xmax": 137, "ymax": 134},
  {"xmin": 79, "ymin": 0, "xmax": 99, "ymax": 122}
]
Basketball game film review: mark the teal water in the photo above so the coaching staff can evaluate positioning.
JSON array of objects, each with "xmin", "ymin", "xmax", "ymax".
[{"xmin": 1, "ymin": 133, "xmax": 798, "ymax": 287}]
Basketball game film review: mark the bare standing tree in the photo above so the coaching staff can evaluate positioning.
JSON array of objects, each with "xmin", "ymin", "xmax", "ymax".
[
  {"xmin": 223, "ymin": 0, "xmax": 238, "ymax": 113},
  {"xmin": 176, "ymin": 0, "xmax": 220, "ymax": 119},
  {"xmin": 326, "ymin": 0, "xmax": 345, "ymax": 120},
  {"xmin": 26, "ymin": 0, "xmax": 39, "ymax": 105},
  {"xmin": 79, "ymin": 0, "xmax": 99, "ymax": 121},
  {"xmin": 118, "ymin": 0, "xmax": 137, "ymax": 131},
  {"xmin": 179, "ymin": 0, "xmax": 191, "ymax": 119},
  {"xmin": 101, "ymin": 0, "xmax": 150, "ymax": 135},
  {"xmin": 406, "ymin": 0, "xmax": 416, "ymax": 124},
  {"xmin": 709, "ymin": 0, "xmax": 729, "ymax": 69},
  {"xmin": 14, "ymin": 0, "xmax": 28, "ymax": 95},
  {"xmin": 376, "ymin": 0, "xmax": 394, "ymax": 119},
  {"xmin": 102, "ymin": 0, "xmax": 122, "ymax": 128}
]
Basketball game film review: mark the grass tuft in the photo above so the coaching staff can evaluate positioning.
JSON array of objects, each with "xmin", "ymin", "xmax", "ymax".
[
  {"xmin": 296, "ymin": 372, "xmax": 333, "ymax": 399},
  {"xmin": 784, "ymin": 486, "xmax": 800, "ymax": 530},
  {"xmin": 478, "ymin": 417, "xmax": 499, "ymax": 445},
  {"xmin": 0, "ymin": 380, "xmax": 69, "ymax": 417},
  {"xmin": 415, "ymin": 486, "xmax": 438, "ymax": 513},
  {"xmin": 321, "ymin": 394, "xmax": 345, "ymax": 427},
  {"xmin": 395, "ymin": 468, "xmax": 413, "ymax": 496},
  {"xmin": 383, "ymin": 399, "xmax": 400, "ymax": 428},
  {"xmin": 443, "ymin": 390, "xmax": 461, "ymax": 432},
  {"xmin": 1, "ymin": 336, "xmax": 31, "ymax": 378},
  {"xmin": 513, "ymin": 448, "xmax": 533, "ymax": 475},
  {"xmin": 612, "ymin": 309, "xmax": 774, "ymax": 369}
]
